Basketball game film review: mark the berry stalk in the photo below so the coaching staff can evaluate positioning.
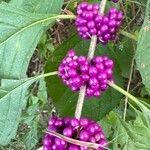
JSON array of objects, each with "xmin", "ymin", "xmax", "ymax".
[
  {"xmin": 99, "ymin": 0, "xmax": 107, "ymax": 15},
  {"xmin": 120, "ymin": 30, "xmax": 138, "ymax": 41},
  {"xmin": 75, "ymin": 35, "xmax": 97, "ymax": 119},
  {"xmin": 75, "ymin": 0, "xmax": 108, "ymax": 119}
]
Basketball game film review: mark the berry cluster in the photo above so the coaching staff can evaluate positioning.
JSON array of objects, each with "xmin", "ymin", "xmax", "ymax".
[
  {"xmin": 58, "ymin": 50, "xmax": 114, "ymax": 97},
  {"xmin": 75, "ymin": 2, "xmax": 124, "ymax": 44},
  {"xmin": 43, "ymin": 117, "xmax": 107, "ymax": 150}
]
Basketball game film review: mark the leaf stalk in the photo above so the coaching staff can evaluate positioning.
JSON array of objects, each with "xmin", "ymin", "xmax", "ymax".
[{"xmin": 107, "ymin": 80, "xmax": 145, "ymax": 109}]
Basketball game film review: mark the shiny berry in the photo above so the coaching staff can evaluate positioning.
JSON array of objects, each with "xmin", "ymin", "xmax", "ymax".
[{"xmin": 112, "ymin": 0, "xmax": 119, "ymax": 3}]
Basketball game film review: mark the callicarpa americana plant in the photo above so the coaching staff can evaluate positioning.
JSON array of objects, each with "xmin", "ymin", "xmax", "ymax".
[
  {"xmin": 43, "ymin": 0, "xmax": 123, "ymax": 150},
  {"xmin": 0, "ymin": 0, "xmax": 149, "ymax": 150}
]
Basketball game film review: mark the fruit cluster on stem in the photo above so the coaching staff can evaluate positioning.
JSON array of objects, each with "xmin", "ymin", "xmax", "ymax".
[
  {"xmin": 43, "ymin": 0, "xmax": 122, "ymax": 149},
  {"xmin": 43, "ymin": 117, "xmax": 107, "ymax": 150},
  {"xmin": 58, "ymin": 50, "xmax": 114, "ymax": 97},
  {"xmin": 75, "ymin": 2, "xmax": 124, "ymax": 44}
]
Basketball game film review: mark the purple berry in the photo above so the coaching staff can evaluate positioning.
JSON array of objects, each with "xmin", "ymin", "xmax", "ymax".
[
  {"xmin": 79, "ymin": 130, "xmax": 90, "ymax": 141},
  {"xmin": 117, "ymin": 12, "xmax": 124, "ymax": 21},
  {"xmin": 69, "ymin": 145, "xmax": 80, "ymax": 150},
  {"xmin": 84, "ymin": 12, "xmax": 94, "ymax": 20},
  {"xmin": 94, "ymin": 91, "xmax": 101, "ymax": 97},
  {"xmin": 67, "ymin": 50, "xmax": 76, "ymax": 57},
  {"xmin": 70, "ymin": 118, "xmax": 80, "ymax": 127},
  {"xmin": 109, "ymin": 27, "xmax": 116, "ymax": 34},
  {"xmin": 104, "ymin": 33, "xmax": 111, "ymax": 40},
  {"xmin": 89, "ymin": 66, "xmax": 98, "ymax": 76},
  {"xmin": 93, "ymin": 4, "xmax": 99, "ymax": 10},
  {"xmin": 80, "ymin": 118, "xmax": 89, "ymax": 127},
  {"xmin": 108, "ymin": 19, "xmax": 117, "ymax": 28},
  {"xmin": 63, "ymin": 127, "xmax": 73, "ymax": 137},
  {"xmin": 87, "ymin": 4, "xmax": 93, "ymax": 11},
  {"xmin": 109, "ymin": 8, "xmax": 118, "ymax": 14},
  {"xmin": 68, "ymin": 60, "xmax": 78, "ymax": 69},
  {"xmin": 93, "ymin": 56, "xmax": 103, "ymax": 63},
  {"xmin": 100, "ymin": 24, "xmax": 109, "ymax": 33},
  {"xmin": 82, "ymin": 74, "xmax": 90, "ymax": 82},
  {"xmin": 55, "ymin": 138, "xmax": 66, "ymax": 148},
  {"xmin": 95, "ymin": 63, "xmax": 104, "ymax": 72},
  {"xmin": 87, "ymin": 21, "xmax": 95, "ymax": 29},
  {"xmin": 89, "ymin": 77, "xmax": 99, "ymax": 86},
  {"xmin": 80, "ymin": 2, "xmax": 88, "ymax": 10},
  {"xmin": 95, "ymin": 15, "xmax": 103, "ymax": 23},
  {"xmin": 81, "ymin": 146, "xmax": 88, "ymax": 150},
  {"xmin": 100, "ymin": 84, "xmax": 108, "ymax": 91},
  {"xmin": 80, "ymin": 65, "xmax": 89, "ymax": 73},
  {"xmin": 43, "ymin": 135, "xmax": 52, "ymax": 146},
  {"xmin": 86, "ymin": 88, "xmax": 94, "ymax": 97},
  {"xmin": 68, "ymin": 69, "xmax": 77, "ymax": 77},
  {"xmin": 43, "ymin": 145, "xmax": 51, "ymax": 150},
  {"xmin": 112, "ymin": 0, "xmax": 119, "ymax": 3},
  {"xmin": 90, "ymin": 28, "xmax": 97, "ymax": 35},
  {"xmin": 103, "ymin": 16, "xmax": 109, "ymax": 24},
  {"xmin": 98, "ymin": 73, "xmax": 107, "ymax": 81},
  {"xmin": 77, "ymin": 56, "xmax": 86, "ymax": 65}
]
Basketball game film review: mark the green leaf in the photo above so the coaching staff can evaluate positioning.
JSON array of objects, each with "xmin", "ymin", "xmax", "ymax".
[
  {"xmin": 0, "ymin": 2, "xmax": 63, "ymax": 79},
  {"xmin": 23, "ymin": 121, "xmax": 38, "ymax": 150},
  {"xmin": 0, "ymin": 78, "xmax": 36, "ymax": 144},
  {"xmin": 0, "ymin": 0, "xmax": 10, "ymax": 3},
  {"xmin": 135, "ymin": 100, "xmax": 150, "ymax": 128},
  {"xmin": 107, "ymin": 111, "xmax": 150, "ymax": 150},
  {"xmin": 136, "ymin": 0, "xmax": 147, "ymax": 5},
  {"xmin": 38, "ymin": 78, "xmax": 48, "ymax": 104},
  {"xmin": 0, "ymin": 71, "xmax": 57, "ymax": 145},
  {"xmin": 0, "ymin": 4, "xmax": 55, "ymax": 79},
  {"xmin": 117, "ymin": 115, "xmax": 150, "ymax": 149},
  {"xmin": 22, "ymin": 96, "xmax": 39, "ymax": 150},
  {"xmin": 9, "ymin": 0, "xmax": 63, "ymax": 14},
  {"xmin": 45, "ymin": 33, "xmax": 123, "ymax": 120},
  {"xmin": 136, "ymin": 0, "xmax": 150, "ymax": 93},
  {"xmin": 134, "ymin": 110, "xmax": 150, "ymax": 128},
  {"xmin": 99, "ymin": 118, "xmax": 112, "ymax": 139},
  {"xmin": 0, "ymin": 0, "xmax": 63, "ymax": 145}
]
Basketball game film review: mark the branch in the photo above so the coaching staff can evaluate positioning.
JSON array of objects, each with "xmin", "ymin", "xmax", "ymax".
[
  {"xmin": 36, "ymin": 147, "xmax": 43, "ymax": 150},
  {"xmin": 74, "ymin": 0, "xmax": 108, "ymax": 119},
  {"xmin": 99, "ymin": 0, "xmax": 107, "ymax": 15},
  {"xmin": 120, "ymin": 30, "xmax": 138, "ymax": 41},
  {"xmin": 46, "ymin": 129, "xmax": 109, "ymax": 150},
  {"xmin": 74, "ymin": 35, "xmax": 97, "ymax": 119}
]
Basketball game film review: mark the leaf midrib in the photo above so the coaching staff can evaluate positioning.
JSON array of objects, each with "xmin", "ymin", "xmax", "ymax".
[
  {"xmin": 0, "ymin": 14, "xmax": 59, "ymax": 46},
  {"xmin": 0, "ymin": 77, "xmax": 36, "ymax": 101},
  {"xmin": 0, "ymin": 71, "xmax": 55, "ymax": 101}
]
